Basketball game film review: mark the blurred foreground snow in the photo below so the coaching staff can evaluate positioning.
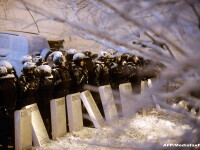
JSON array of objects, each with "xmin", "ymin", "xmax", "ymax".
[{"xmin": 37, "ymin": 109, "xmax": 190, "ymax": 150}]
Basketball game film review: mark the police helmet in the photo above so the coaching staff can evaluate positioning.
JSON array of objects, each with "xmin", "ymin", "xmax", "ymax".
[
  {"xmin": 38, "ymin": 65, "xmax": 53, "ymax": 78},
  {"xmin": 73, "ymin": 53, "xmax": 87, "ymax": 65},
  {"xmin": 0, "ymin": 66, "xmax": 15, "ymax": 79},
  {"xmin": 65, "ymin": 49, "xmax": 77, "ymax": 61},
  {"xmin": 67, "ymin": 49, "xmax": 77, "ymax": 55},
  {"xmin": 0, "ymin": 66, "xmax": 7, "ymax": 77},
  {"xmin": 22, "ymin": 62, "xmax": 36, "ymax": 75},
  {"xmin": 0, "ymin": 61, "xmax": 14, "ymax": 74},
  {"xmin": 98, "ymin": 51, "xmax": 108, "ymax": 58},
  {"xmin": 21, "ymin": 55, "xmax": 33, "ymax": 64},
  {"xmin": 48, "ymin": 51, "xmax": 65, "ymax": 65}
]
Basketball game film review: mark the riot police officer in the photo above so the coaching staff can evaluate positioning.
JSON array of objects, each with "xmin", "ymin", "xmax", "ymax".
[
  {"xmin": 110, "ymin": 53, "xmax": 137, "ymax": 89},
  {"xmin": 18, "ymin": 62, "xmax": 39, "ymax": 108},
  {"xmin": 122, "ymin": 54, "xmax": 138, "ymax": 80},
  {"xmin": 83, "ymin": 51, "xmax": 106, "ymax": 116},
  {"xmin": 0, "ymin": 60, "xmax": 17, "ymax": 79},
  {"xmin": 110, "ymin": 53, "xmax": 124, "ymax": 89},
  {"xmin": 73, "ymin": 53, "xmax": 96, "ymax": 126},
  {"xmin": 64, "ymin": 49, "xmax": 77, "ymax": 93},
  {"xmin": 65, "ymin": 49, "xmax": 77, "ymax": 64},
  {"xmin": 125, "ymin": 54, "xmax": 141, "ymax": 93},
  {"xmin": 97, "ymin": 51, "xmax": 111, "ymax": 86},
  {"xmin": 52, "ymin": 52, "xmax": 71, "ymax": 98},
  {"xmin": 37, "ymin": 65, "xmax": 53, "ymax": 138},
  {"xmin": 72, "ymin": 53, "xmax": 88, "ymax": 92},
  {"xmin": 83, "ymin": 51, "xmax": 101, "ymax": 87},
  {"xmin": 0, "ymin": 66, "xmax": 17, "ymax": 149}
]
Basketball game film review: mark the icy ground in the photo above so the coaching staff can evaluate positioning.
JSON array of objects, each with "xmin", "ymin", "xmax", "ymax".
[{"xmin": 37, "ymin": 109, "xmax": 190, "ymax": 150}]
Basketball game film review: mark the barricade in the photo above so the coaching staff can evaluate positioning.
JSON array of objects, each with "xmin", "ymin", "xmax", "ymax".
[
  {"xmin": 24, "ymin": 103, "xmax": 50, "ymax": 147},
  {"xmin": 99, "ymin": 85, "xmax": 118, "ymax": 122},
  {"xmin": 119, "ymin": 83, "xmax": 134, "ymax": 118},
  {"xmin": 50, "ymin": 97, "xmax": 67, "ymax": 139},
  {"xmin": 14, "ymin": 109, "xmax": 32, "ymax": 150},
  {"xmin": 66, "ymin": 93, "xmax": 83, "ymax": 132},
  {"xmin": 80, "ymin": 90, "xmax": 105, "ymax": 128}
]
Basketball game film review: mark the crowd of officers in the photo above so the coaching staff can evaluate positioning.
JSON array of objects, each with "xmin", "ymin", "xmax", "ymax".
[{"xmin": 0, "ymin": 49, "xmax": 159, "ymax": 149}]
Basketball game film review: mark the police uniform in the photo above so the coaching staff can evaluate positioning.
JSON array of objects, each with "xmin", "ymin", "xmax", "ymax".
[
  {"xmin": 18, "ymin": 62, "xmax": 39, "ymax": 108},
  {"xmin": 49, "ymin": 51, "xmax": 71, "ymax": 98},
  {"xmin": 0, "ymin": 67, "xmax": 17, "ymax": 149},
  {"xmin": 38, "ymin": 65, "xmax": 53, "ymax": 138},
  {"xmin": 53, "ymin": 63, "xmax": 71, "ymax": 98},
  {"xmin": 72, "ymin": 65, "xmax": 88, "ymax": 92}
]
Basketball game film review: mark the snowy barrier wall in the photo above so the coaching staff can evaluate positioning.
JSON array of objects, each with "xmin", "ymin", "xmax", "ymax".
[
  {"xmin": 67, "ymin": 93, "xmax": 83, "ymax": 132},
  {"xmin": 50, "ymin": 97, "xmax": 67, "ymax": 139},
  {"xmin": 14, "ymin": 109, "xmax": 32, "ymax": 150},
  {"xmin": 24, "ymin": 103, "xmax": 50, "ymax": 147},
  {"xmin": 119, "ymin": 83, "xmax": 134, "ymax": 118},
  {"xmin": 99, "ymin": 85, "xmax": 118, "ymax": 122},
  {"xmin": 80, "ymin": 90, "xmax": 105, "ymax": 128}
]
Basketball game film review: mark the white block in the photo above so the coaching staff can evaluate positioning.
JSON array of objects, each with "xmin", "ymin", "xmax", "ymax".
[
  {"xmin": 50, "ymin": 97, "xmax": 67, "ymax": 139},
  {"xmin": 141, "ymin": 80, "xmax": 148, "ymax": 93},
  {"xmin": 14, "ymin": 109, "xmax": 32, "ymax": 150},
  {"xmin": 119, "ymin": 83, "xmax": 133, "ymax": 118},
  {"xmin": 80, "ymin": 90, "xmax": 105, "ymax": 128},
  {"xmin": 67, "ymin": 93, "xmax": 83, "ymax": 132},
  {"xmin": 24, "ymin": 103, "xmax": 50, "ymax": 147},
  {"xmin": 148, "ymin": 78, "xmax": 161, "ymax": 110},
  {"xmin": 99, "ymin": 85, "xmax": 118, "ymax": 122},
  {"xmin": 140, "ymin": 80, "xmax": 148, "ymax": 115}
]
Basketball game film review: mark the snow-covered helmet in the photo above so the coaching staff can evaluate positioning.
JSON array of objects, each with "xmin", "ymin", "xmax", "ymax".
[
  {"xmin": 38, "ymin": 65, "xmax": 53, "ymax": 78},
  {"xmin": 0, "ymin": 66, "xmax": 7, "ymax": 77},
  {"xmin": 22, "ymin": 62, "xmax": 36, "ymax": 75},
  {"xmin": 65, "ymin": 49, "xmax": 77, "ymax": 61},
  {"xmin": 0, "ymin": 66, "xmax": 15, "ymax": 79},
  {"xmin": 48, "ymin": 51, "xmax": 62, "ymax": 61},
  {"xmin": 67, "ymin": 49, "xmax": 77, "ymax": 55},
  {"xmin": 98, "ymin": 51, "xmax": 113, "ymax": 63},
  {"xmin": 73, "ymin": 53, "xmax": 86, "ymax": 61},
  {"xmin": 21, "ymin": 55, "xmax": 33, "ymax": 64},
  {"xmin": 73, "ymin": 53, "xmax": 87, "ymax": 65},
  {"xmin": 33, "ymin": 56, "xmax": 44, "ymax": 66},
  {"xmin": 0, "ymin": 61, "xmax": 14, "ymax": 74},
  {"xmin": 107, "ymin": 52, "xmax": 112, "ymax": 58},
  {"xmin": 98, "ymin": 51, "xmax": 108, "ymax": 59},
  {"xmin": 49, "ymin": 51, "xmax": 65, "ymax": 65}
]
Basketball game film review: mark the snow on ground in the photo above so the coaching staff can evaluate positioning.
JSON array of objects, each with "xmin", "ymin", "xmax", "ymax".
[{"xmin": 37, "ymin": 109, "xmax": 190, "ymax": 150}]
